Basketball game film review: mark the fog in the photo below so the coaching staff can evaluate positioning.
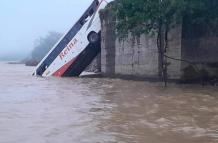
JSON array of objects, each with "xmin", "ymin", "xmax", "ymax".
[{"xmin": 0, "ymin": 0, "xmax": 93, "ymax": 60}]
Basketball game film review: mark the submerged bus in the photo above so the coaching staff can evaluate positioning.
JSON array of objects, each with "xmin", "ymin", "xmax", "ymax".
[{"xmin": 33, "ymin": 0, "xmax": 109, "ymax": 77}]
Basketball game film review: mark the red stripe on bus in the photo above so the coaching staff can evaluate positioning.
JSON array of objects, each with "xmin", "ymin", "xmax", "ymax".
[{"xmin": 52, "ymin": 58, "xmax": 77, "ymax": 77}]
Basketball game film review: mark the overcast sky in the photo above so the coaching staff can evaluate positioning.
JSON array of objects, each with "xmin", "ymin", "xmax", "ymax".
[{"xmin": 0, "ymin": 0, "xmax": 93, "ymax": 59}]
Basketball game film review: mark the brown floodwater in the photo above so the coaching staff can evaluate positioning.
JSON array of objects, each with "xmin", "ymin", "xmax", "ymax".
[{"xmin": 0, "ymin": 62, "xmax": 218, "ymax": 143}]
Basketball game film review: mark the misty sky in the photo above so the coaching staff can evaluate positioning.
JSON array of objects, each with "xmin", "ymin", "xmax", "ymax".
[{"xmin": 0, "ymin": 0, "xmax": 93, "ymax": 58}]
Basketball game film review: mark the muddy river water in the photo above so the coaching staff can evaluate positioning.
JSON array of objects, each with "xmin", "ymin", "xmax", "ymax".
[{"xmin": 0, "ymin": 62, "xmax": 218, "ymax": 143}]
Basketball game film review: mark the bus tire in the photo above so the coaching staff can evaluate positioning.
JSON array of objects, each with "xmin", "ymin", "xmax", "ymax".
[{"xmin": 87, "ymin": 32, "xmax": 99, "ymax": 43}]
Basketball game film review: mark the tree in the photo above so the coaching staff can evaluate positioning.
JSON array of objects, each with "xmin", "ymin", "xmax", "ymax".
[
  {"xmin": 31, "ymin": 31, "xmax": 62, "ymax": 61},
  {"xmin": 112, "ymin": 0, "xmax": 218, "ymax": 86}
]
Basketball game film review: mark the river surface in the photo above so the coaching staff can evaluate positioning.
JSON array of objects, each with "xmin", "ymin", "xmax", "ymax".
[{"xmin": 0, "ymin": 62, "xmax": 218, "ymax": 143}]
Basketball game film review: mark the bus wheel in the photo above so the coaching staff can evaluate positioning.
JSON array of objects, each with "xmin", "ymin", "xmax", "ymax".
[{"xmin": 88, "ymin": 32, "xmax": 99, "ymax": 43}]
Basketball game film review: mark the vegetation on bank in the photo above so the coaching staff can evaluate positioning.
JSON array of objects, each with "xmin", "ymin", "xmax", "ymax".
[
  {"xmin": 103, "ymin": 0, "xmax": 218, "ymax": 85},
  {"xmin": 25, "ymin": 32, "xmax": 62, "ymax": 66}
]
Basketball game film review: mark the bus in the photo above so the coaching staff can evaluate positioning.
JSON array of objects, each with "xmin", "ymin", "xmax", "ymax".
[{"xmin": 33, "ymin": 0, "xmax": 109, "ymax": 77}]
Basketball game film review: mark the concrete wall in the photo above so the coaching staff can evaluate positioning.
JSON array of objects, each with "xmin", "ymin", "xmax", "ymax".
[
  {"xmin": 167, "ymin": 26, "xmax": 182, "ymax": 79},
  {"xmin": 99, "ymin": 5, "xmax": 218, "ymax": 82},
  {"xmin": 114, "ymin": 34, "xmax": 159, "ymax": 78},
  {"xmin": 180, "ymin": 22, "xmax": 218, "ymax": 81},
  {"xmin": 100, "ymin": 10, "xmax": 182, "ymax": 80},
  {"xmin": 85, "ymin": 54, "xmax": 101, "ymax": 72},
  {"xmin": 100, "ymin": 10, "xmax": 116, "ymax": 76},
  {"xmin": 182, "ymin": 22, "xmax": 218, "ymax": 64}
]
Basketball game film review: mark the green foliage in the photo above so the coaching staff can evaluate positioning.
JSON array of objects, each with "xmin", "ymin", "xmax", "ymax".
[
  {"xmin": 112, "ymin": 0, "xmax": 218, "ymax": 38},
  {"xmin": 31, "ymin": 31, "xmax": 62, "ymax": 61},
  {"xmin": 113, "ymin": 0, "xmax": 184, "ymax": 38},
  {"xmin": 185, "ymin": 0, "xmax": 218, "ymax": 34}
]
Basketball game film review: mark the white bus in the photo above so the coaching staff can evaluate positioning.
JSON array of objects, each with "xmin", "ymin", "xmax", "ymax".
[{"xmin": 33, "ymin": 0, "xmax": 109, "ymax": 77}]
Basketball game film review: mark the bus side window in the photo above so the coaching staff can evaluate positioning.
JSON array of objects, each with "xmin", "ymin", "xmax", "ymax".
[
  {"xmin": 80, "ymin": 19, "xmax": 85, "ymax": 25},
  {"xmin": 80, "ymin": 15, "xmax": 89, "ymax": 25},
  {"xmin": 89, "ymin": 9, "xmax": 94, "ymax": 16},
  {"xmin": 96, "ymin": 0, "xmax": 99, "ymax": 5},
  {"xmin": 84, "ymin": 15, "xmax": 89, "ymax": 20}
]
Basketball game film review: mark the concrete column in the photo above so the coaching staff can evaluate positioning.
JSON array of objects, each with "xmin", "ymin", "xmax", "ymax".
[{"xmin": 100, "ymin": 10, "xmax": 116, "ymax": 75}]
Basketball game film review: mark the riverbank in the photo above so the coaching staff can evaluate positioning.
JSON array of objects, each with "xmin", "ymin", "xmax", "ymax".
[{"xmin": 8, "ymin": 61, "xmax": 24, "ymax": 65}]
